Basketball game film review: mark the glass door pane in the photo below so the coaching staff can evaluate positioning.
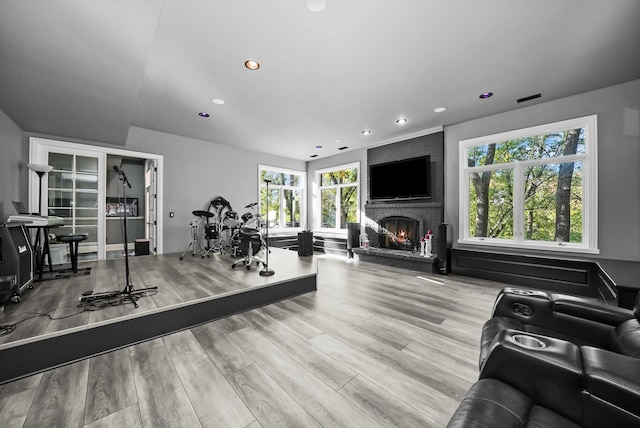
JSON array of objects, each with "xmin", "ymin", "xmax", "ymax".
[{"xmin": 48, "ymin": 153, "xmax": 100, "ymax": 262}]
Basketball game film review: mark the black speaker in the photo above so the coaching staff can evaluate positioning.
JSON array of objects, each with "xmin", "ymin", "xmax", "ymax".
[
  {"xmin": 346, "ymin": 223, "xmax": 360, "ymax": 250},
  {"xmin": 297, "ymin": 231, "xmax": 313, "ymax": 256},
  {"xmin": 436, "ymin": 223, "xmax": 450, "ymax": 275},
  {"xmin": 0, "ymin": 223, "xmax": 34, "ymax": 303}
]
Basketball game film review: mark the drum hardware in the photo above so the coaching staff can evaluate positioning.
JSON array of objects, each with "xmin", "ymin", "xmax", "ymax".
[
  {"xmin": 180, "ymin": 210, "xmax": 212, "ymax": 260},
  {"xmin": 202, "ymin": 197, "xmax": 237, "ymax": 256}
]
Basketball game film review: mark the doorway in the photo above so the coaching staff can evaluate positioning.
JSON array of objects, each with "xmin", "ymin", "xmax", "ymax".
[{"xmin": 29, "ymin": 137, "xmax": 163, "ymax": 262}]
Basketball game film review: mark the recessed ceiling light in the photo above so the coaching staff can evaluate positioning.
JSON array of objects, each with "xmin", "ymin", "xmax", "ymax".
[
  {"xmin": 310, "ymin": 154, "xmax": 318, "ymax": 158},
  {"xmin": 362, "ymin": 130, "xmax": 371, "ymax": 135},
  {"xmin": 306, "ymin": 0, "xmax": 327, "ymax": 12},
  {"xmin": 396, "ymin": 118, "xmax": 408, "ymax": 125},
  {"xmin": 316, "ymin": 145, "xmax": 323, "ymax": 149},
  {"xmin": 434, "ymin": 107, "xmax": 447, "ymax": 113},
  {"xmin": 245, "ymin": 60, "xmax": 260, "ymax": 70},
  {"xmin": 338, "ymin": 146, "xmax": 349, "ymax": 151},
  {"xmin": 479, "ymin": 92, "xmax": 493, "ymax": 99},
  {"xmin": 198, "ymin": 112, "xmax": 210, "ymax": 118},
  {"xmin": 211, "ymin": 98, "xmax": 225, "ymax": 105}
]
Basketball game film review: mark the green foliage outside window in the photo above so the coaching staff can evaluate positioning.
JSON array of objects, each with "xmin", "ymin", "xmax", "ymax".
[
  {"xmin": 319, "ymin": 166, "xmax": 359, "ymax": 229},
  {"xmin": 259, "ymin": 167, "xmax": 303, "ymax": 228},
  {"xmin": 467, "ymin": 129, "xmax": 584, "ymax": 244}
]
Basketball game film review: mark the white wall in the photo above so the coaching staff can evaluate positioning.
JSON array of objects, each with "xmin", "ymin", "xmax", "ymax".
[
  {"xmin": 125, "ymin": 127, "xmax": 306, "ymax": 253},
  {"xmin": 445, "ymin": 79, "xmax": 640, "ymax": 262},
  {"xmin": 0, "ymin": 109, "xmax": 28, "ymax": 221}
]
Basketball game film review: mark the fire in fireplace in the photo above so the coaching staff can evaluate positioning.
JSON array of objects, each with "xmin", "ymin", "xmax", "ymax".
[{"xmin": 379, "ymin": 216, "xmax": 419, "ymax": 251}]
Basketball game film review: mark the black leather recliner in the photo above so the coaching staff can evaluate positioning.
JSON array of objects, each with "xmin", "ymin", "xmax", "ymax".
[
  {"xmin": 479, "ymin": 287, "xmax": 640, "ymax": 368},
  {"xmin": 448, "ymin": 329, "xmax": 640, "ymax": 427}
]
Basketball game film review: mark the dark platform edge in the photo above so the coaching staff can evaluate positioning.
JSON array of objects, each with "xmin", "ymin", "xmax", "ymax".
[{"xmin": 0, "ymin": 273, "xmax": 317, "ymax": 384}]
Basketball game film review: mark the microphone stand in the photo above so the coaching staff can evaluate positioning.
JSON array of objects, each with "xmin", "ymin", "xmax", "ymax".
[
  {"xmin": 117, "ymin": 168, "xmax": 137, "ymax": 305},
  {"xmin": 260, "ymin": 179, "xmax": 275, "ymax": 276},
  {"xmin": 79, "ymin": 167, "xmax": 157, "ymax": 307}
]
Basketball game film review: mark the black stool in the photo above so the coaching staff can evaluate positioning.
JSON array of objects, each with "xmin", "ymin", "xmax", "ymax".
[{"xmin": 57, "ymin": 234, "xmax": 88, "ymax": 274}]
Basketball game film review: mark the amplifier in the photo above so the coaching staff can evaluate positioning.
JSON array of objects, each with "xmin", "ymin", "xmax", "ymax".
[{"xmin": 0, "ymin": 223, "xmax": 34, "ymax": 301}]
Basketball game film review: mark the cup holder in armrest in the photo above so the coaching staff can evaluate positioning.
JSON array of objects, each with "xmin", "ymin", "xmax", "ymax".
[{"xmin": 511, "ymin": 334, "xmax": 546, "ymax": 349}]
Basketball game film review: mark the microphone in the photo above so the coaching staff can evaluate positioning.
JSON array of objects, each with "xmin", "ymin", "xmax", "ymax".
[{"xmin": 113, "ymin": 165, "xmax": 131, "ymax": 188}]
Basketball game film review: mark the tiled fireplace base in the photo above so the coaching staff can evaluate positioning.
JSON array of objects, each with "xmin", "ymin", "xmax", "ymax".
[{"xmin": 352, "ymin": 247, "xmax": 437, "ymax": 273}]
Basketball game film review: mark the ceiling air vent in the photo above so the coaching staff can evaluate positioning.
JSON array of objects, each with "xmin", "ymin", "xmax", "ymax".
[{"xmin": 517, "ymin": 93, "xmax": 541, "ymax": 103}]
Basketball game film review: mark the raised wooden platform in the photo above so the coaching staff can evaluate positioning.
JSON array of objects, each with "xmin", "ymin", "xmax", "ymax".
[{"xmin": 0, "ymin": 248, "xmax": 317, "ymax": 384}]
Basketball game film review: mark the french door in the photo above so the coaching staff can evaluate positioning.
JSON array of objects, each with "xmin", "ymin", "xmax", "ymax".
[
  {"xmin": 144, "ymin": 159, "xmax": 158, "ymax": 254},
  {"xmin": 29, "ymin": 137, "xmax": 164, "ymax": 261},
  {"xmin": 45, "ymin": 149, "xmax": 106, "ymax": 261}
]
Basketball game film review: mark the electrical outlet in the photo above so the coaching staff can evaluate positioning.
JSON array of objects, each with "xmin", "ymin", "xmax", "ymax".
[{"xmin": 169, "ymin": 212, "xmax": 174, "ymax": 218}]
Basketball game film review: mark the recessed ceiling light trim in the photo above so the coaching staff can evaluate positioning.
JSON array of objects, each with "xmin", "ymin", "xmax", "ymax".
[
  {"xmin": 479, "ymin": 92, "xmax": 494, "ymax": 99},
  {"xmin": 434, "ymin": 107, "xmax": 447, "ymax": 113},
  {"xmin": 338, "ymin": 146, "xmax": 348, "ymax": 150},
  {"xmin": 211, "ymin": 98, "xmax": 225, "ymax": 105},
  {"xmin": 396, "ymin": 118, "xmax": 408, "ymax": 125},
  {"xmin": 362, "ymin": 130, "xmax": 371, "ymax": 135},
  {"xmin": 245, "ymin": 60, "xmax": 260, "ymax": 70},
  {"xmin": 198, "ymin": 112, "xmax": 210, "ymax": 118}
]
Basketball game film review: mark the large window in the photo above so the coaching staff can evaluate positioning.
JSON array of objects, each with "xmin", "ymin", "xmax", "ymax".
[
  {"xmin": 316, "ymin": 162, "xmax": 360, "ymax": 230},
  {"xmin": 459, "ymin": 115, "xmax": 597, "ymax": 253},
  {"xmin": 258, "ymin": 166, "xmax": 305, "ymax": 230}
]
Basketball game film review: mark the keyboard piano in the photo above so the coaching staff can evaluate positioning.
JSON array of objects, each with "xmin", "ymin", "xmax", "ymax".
[{"xmin": 7, "ymin": 214, "xmax": 64, "ymax": 227}]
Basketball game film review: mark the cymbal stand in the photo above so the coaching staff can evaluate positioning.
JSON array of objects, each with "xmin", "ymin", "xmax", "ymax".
[{"xmin": 180, "ymin": 216, "xmax": 207, "ymax": 260}]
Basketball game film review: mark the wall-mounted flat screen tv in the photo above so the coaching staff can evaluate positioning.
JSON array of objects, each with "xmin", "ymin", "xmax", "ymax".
[{"xmin": 369, "ymin": 155, "xmax": 431, "ymax": 200}]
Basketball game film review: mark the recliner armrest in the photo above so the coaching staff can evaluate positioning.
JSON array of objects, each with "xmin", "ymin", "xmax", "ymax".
[
  {"xmin": 581, "ymin": 346, "xmax": 640, "ymax": 426},
  {"xmin": 491, "ymin": 287, "xmax": 555, "ymax": 330},
  {"xmin": 481, "ymin": 329, "xmax": 584, "ymax": 424},
  {"xmin": 552, "ymin": 294, "xmax": 633, "ymax": 325}
]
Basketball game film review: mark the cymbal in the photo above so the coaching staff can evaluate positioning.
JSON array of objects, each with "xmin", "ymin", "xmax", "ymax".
[
  {"xmin": 192, "ymin": 210, "xmax": 214, "ymax": 218},
  {"xmin": 244, "ymin": 202, "xmax": 258, "ymax": 208}
]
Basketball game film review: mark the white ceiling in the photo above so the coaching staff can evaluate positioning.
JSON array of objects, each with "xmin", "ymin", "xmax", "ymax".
[{"xmin": 1, "ymin": 0, "xmax": 639, "ymax": 161}]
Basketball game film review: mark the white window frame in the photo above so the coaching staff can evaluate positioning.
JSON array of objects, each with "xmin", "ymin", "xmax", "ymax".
[
  {"xmin": 458, "ymin": 115, "xmax": 598, "ymax": 254},
  {"xmin": 258, "ymin": 165, "xmax": 306, "ymax": 232},
  {"xmin": 315, "ymin": 162, "xmax": 360, "ymax": 232}
]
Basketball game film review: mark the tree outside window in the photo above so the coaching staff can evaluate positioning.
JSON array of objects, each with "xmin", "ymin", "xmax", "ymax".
[
  {"xmin": 460, "ymin": 115, "xmax": 597, "ymax": 253},
  {"xmin": 317, "ymin": 163, "xmax": 359, "ymax": 230},
  {"xmin": 258, "ymin": 166, "xmax": 304, "ymax": 230}
]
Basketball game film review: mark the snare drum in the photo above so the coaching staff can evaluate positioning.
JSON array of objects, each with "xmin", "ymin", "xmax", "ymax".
[{"xmin": 223, "ymin": 211, "xmax": 239, "ymax": 228}]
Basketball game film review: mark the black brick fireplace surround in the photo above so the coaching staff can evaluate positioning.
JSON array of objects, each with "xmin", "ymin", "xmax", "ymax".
[{"xmin": 354, "ymin": 131, "xmax": 445, "ymax": 271}]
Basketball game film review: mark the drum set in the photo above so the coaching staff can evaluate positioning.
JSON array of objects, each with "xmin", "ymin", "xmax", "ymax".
[{"xmin": 179, "ymin": 196, "xmax": 268, "ymax": 270}]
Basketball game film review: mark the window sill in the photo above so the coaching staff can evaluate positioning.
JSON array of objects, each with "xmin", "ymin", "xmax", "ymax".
[{"xmin": 457, "ymin": 238, "xmax": 600, "ymax": 255}]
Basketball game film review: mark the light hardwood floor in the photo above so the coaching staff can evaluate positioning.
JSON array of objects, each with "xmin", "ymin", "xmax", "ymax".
[{"xmin": 0, "ymin": 255, "xmax": 506, "ymax": 427}]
